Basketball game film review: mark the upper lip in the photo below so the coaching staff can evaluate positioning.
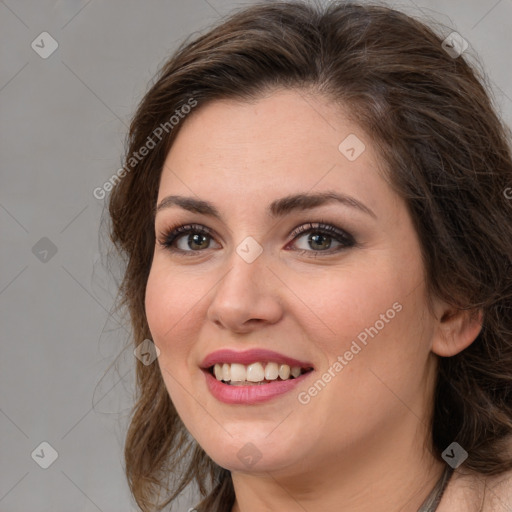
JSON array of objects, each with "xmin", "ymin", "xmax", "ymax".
[{"xmin": 200, "ymin": 349, "xmax": 314, "ymax": 370}]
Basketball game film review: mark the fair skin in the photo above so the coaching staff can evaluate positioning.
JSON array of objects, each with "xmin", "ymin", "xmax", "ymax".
[{"xmin": 145, "ymin": 89, "xmax": 484, "ymax": 511}]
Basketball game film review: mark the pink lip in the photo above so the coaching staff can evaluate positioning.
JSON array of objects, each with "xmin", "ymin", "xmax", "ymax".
[
  {"xmin": 200, "ymin": 349, "xmax": 313, "ymax": 369},
  {"xmin": 202, "ymin": 369, "xmax": 313, "ymax": 404}
]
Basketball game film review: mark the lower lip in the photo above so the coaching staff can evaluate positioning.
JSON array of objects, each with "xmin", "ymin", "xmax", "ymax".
[{"xmin": 203, "ymin": 369, "xmax": 313, "ymax": 404}]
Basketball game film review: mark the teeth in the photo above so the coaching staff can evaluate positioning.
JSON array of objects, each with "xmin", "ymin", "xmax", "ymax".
[
  {"xmin": 222, "ymin": 363, "xmax": 230, "ymax": 381},
  {"xmin": 278, "ymin": 364, "xmax": 290, "ymax": 380},
  {"xmin": 247, "ymin": 362, "xmax": 265, "ymax": 382},
  {"xmin": 230, "ymin": 363, "xmax": 246, "ymax": 382},
  {"xmin": 265, "ymin": 362, "xmax": 279, "ymax": 380},
  {"xmin": 212, "ymin": 362, "xmax": 307, "ymax": 384}
]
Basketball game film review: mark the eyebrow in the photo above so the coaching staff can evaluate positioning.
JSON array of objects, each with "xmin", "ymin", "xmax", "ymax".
[{"xmin": 155, "ymin": 191, "xmax": 376, "ymax": 220}]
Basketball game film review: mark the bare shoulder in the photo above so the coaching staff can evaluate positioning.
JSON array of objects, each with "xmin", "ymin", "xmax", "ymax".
[{"xmin": 438, "ymin": 466, "xmax": 512, "ymax": 512}]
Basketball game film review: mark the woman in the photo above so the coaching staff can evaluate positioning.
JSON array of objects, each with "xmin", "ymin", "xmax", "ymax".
[{"xmin": 107, "ymin": 1, "xmax": 512, "ymax": 510}]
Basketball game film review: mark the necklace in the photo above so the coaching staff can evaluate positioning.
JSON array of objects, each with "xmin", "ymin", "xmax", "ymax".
[{"xmin": 417, "ymin": 465, "xmax": 454, "ymax": 512}]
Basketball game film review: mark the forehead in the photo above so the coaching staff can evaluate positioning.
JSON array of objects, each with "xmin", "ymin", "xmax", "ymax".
[{"xmin": 157, "ymin": 89, "xmax": 397, "ymax": 218}]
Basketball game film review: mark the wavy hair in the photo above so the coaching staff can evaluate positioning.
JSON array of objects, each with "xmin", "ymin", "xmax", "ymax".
[{"xmin": 106, "ymin": 2, "xmax": 512, "ymax": 510}]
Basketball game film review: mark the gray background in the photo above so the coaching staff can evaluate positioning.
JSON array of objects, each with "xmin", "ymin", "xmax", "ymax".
[{"xmin": 1, "ymin": 0, "xmax": 511, "ymax": 511}]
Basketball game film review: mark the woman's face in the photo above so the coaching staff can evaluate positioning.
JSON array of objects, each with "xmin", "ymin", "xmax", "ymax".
[{"xmin": 145, "ymin": 89, "xmax": 439, "ymax": 477}]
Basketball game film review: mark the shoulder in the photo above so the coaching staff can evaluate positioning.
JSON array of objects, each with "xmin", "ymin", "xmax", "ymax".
[
  {"xmin": 482, "ymin": 467, "xmax": 512, "ymax": 511},
  {"xmin": 438, "ymin": 436, "xmax": 512, "ymax": 512},
  {"xmin": 481, "ymin": 436, "xmax": 512, "ymax": 511},
  {"xmin": 438, "ymin": 465, "xmax": 512, "ymax": 512}
]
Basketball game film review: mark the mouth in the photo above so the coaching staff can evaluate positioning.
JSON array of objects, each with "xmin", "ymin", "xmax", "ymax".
[
  {"xmin": 200, "ymin": 348, "xmax": 315, "ymax": 386},
  {"xmin": 206, "ymin": 362, "xmax": 314, "ymax": 386}
]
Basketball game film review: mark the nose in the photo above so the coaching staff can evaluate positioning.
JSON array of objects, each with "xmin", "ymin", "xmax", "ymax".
[{"xmin": 206, "ymin": 246, "xmax": 283, "ymax": 334}]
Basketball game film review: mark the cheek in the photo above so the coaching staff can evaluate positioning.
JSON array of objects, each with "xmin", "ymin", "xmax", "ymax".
[
  {"xmin": 145, "ymin": 265, "xmax": 204, "ymax": 419},
  {"xmin": 313, "ymin": 250, "xmax": 430, "ymax": 388},
  {"xmin": 317, "ymin": 269, "xmax": 432, "ymax": 422},
  {"xmin": 145, "ymin": 267, "xmax": 172, "ymax": 342},
  {"xmin": 315, "ymin": 264, "xmax": 401, "ymax": 345},
  {"xmin": 145, "ymin": 260, "xmax": 204, "ymax": 337},
  {"xmin": 144, "ymin": 264, "xmax": 201, "ymax": 370}
]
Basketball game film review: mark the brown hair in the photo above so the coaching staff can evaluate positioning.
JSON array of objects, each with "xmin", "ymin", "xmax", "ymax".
[{"xmin": 106, "ymin": 1, "xmax": 512, "ymax": 510}]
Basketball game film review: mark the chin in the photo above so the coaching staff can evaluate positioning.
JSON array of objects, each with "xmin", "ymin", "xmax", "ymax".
[
  {"xmin": 197, "ymin": 433, "xmax": 307, "ymax": 474},
  {"xmin": 210, "ymin": 449, "xmax": 298, "ymax": 474}
]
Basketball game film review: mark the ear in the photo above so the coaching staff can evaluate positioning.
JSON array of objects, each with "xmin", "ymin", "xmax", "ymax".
[{"xmin": 431, "ymin": 302, "xmax": 484, "ymax": 357}]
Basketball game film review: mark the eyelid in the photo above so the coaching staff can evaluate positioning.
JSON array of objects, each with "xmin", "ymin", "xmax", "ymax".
[
  {"xmin": 157, "ymin": 223, "xmax": 215, "ymax": 248},
  {"xmin": 157, "ymin": 219, "xmax": 356, "ymax": 257},
  {"xmin": 288, "ymin": 220, "xmax": 354, "ymax": 244}
]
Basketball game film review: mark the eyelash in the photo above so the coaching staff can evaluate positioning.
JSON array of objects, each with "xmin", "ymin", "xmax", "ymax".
[{"xmin": 157, "ymin": 220, "xmax": 356, "ymax": 258}]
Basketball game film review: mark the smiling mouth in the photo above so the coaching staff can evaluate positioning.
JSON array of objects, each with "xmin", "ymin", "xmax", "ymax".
[{"xmin": 208, "ymin": 362, "xmax": 314, "ymax": 386}]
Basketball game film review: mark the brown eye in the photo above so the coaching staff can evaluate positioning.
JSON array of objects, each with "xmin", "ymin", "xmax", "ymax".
[
  {"xmin": 288, "ymin": 222, "xmax": 355, "ymax": 256},
  {"xmin": 159, "ymin": 224, "xmax": 220, "ymax": 256}
]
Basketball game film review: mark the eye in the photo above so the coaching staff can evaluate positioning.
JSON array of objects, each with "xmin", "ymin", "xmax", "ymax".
[
  {"xmin": 157, "ymin": 220, "xmax": 356, "ymax": 257},
  {"xmin": 287, "ymin": 221, "xmax": 355, "ymax": 257},
  {"xmin": 157, "ymin": 223, "xmax": 219, "ymax": 256}
]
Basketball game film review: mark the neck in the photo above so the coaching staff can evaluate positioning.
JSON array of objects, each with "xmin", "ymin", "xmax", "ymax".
[{"xmin": 230, "ymin": 416, "xmax": 445, "ymax": 512}]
